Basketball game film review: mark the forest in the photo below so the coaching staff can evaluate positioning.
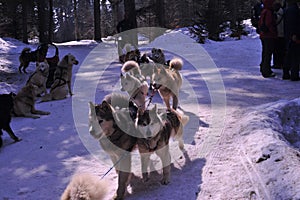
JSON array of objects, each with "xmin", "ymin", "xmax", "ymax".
[{"xmin": 0, "ymin": 0, "xmax": 258, "ymax": 43}]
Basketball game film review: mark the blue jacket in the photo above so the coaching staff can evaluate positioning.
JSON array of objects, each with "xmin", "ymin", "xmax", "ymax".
[{"xmin": 284, "ymin": 3, "xmax": 300, "ymax": 41}]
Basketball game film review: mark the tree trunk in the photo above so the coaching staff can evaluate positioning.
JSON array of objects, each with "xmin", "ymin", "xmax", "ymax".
[
  {"xmin": 124, "ymin": 0, "xmax": 137, "ymax": 47},
  {"xmin": 22, "ymin": 0, "xmax": 28, "ymax": 44},
  {"xmin": 37, "ymin": 0, "xmax": 48, "ymax": 43},
  {"xmin": 111, "ymin": 2, "xmax": 120, "ymax": 33},
  {"xmin": 206, "ymin": 0, "xmax": 220, "ymax": 41},
  {"xmin": 156, "ymin": 0, "xmax": 165, "ymax": 27},
  {"xmin": 73, "ymin": 0, "xmax": 80, "ymax": 41},
  {"xmin": 48, "ymin": 0, "xmax": 54, "ymax": 43},
  {"xmin": 94, "ymin": 0, "xmax": 102, "ymax": 42}
]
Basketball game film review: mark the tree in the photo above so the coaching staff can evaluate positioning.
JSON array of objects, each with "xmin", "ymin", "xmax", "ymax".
[
  {"xmin": 94, "ymin": 0, "xmax": 102, "ymax": 41},
  {"xmin": 109, "ymin": 0, "xmax": 121, "ymax": 33},
  {"xmin": 124, "ymin": 0, "xmax": 138, "ymax": 47},
  {"xmin": 155, "ymin": 0, "xmax": 165, "ymax": 27},
  {"xmin": 73, "ymin": 0, "xmax": 81, "ymax": 41},
  {"xmin": 48, "ymin": 0, "xmax": 54, "ymax": 43},
  {"xmin": 206, "ymin": 0, "xmax": 223, "ymax": 40},
  {"xmin": 37, "ymin": 0, "xmax": 48, "ymax": 43},
  {"xmin": 22, "ymin": 0, "xmax": 29, "ymax": 44}
]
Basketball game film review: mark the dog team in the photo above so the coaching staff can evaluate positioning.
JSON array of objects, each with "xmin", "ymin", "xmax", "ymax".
[
  {"xmin": 0, "ymin": 43, "xmax": 79, "ymax": 148},
  {"xmin": 1, "ymin": 44, "xmax": 189, "ymax": 200},
  {"xmin": 64, "ymin": 47, "xmax": 189, "ymax": 200}
]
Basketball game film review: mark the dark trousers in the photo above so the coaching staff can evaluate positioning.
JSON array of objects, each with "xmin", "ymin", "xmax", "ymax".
[
  {"xmin": 273, "ymin": 37, "xmax": 285, "ymax": 68},
  {"xmin": 283, "ymin": 42, "xmax": 300, "ymax": 80},
  {"xmin": 260, "ymin": 38, "xmax": 275, "ymax": 76}
]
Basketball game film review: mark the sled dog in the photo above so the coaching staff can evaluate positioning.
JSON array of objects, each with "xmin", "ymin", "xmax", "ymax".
[
  {"xmin": 0, "ymin": 93, "xmax": 21, "ymax": 147},
  {"xmin": 61, "ymin": 173, "xmax": 108, "ymax": 200},
  {"xmin": 152, "ymin": 58, "xmax": 183, "ymax": 110},
  {"xmin": 89, "ymin": 100, "xmax": 137, "ymax": 200},
  {"xmin": 120, "ymin": 72, "xmax": 148, "ymax": 115},
  {"xmin": 19, "ymin": 43, "xmax": 49, "ymax": 73},
  {"xmin": 136, "ymin": 105, "xmax": 189, "ymax": 183},
  {"xmin": 89, "ymin": 93, "xmax": 189, "ymax": 199},
  {"xmin": 41, "ymin": 54, "xmax": 78, "ymax": 102},
  {"xmin": 13, "ymin": 84, "xmax": 50, "ymax": 119},
  {"xmin": 26, "ymin": 60, "xmax": 49, "ymax": 97},
  {"xmin": 150, "ymin": 48, "xmax": 166, "ymax": 65}
]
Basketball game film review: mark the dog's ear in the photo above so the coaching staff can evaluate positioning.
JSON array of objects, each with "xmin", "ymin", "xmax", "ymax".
[
  {"xmin": 151, "ymin": 48, "xmax": 155, "ymax": 53},
  {"xmin": 149, "ymin": 104, "xmax": 157, "ymax": 115},
  {"xmin": 88, "ymin": 102, "xmax": 97, "ymax": 117},
  {"xmin": 9, "ymin": 92, "xmax": 16, "ymax": 98},
  {"xmin": 125, "ymin": 73, "xmax": 131, "ymax": 79},
  {"xmin": 160, "ymin": 112, "xmax": 168, "ymax": 121},
  {"xmin": 36, "ymin": 62, "xmax": 39, "ymax": 67},
  {"xmin": 63, "ymin": 55, "xmax": 69, "ymax": 64},
  {"xmin": 44, "ymin": 59, "xmax": 48, "ymax": 64},
  {"xmin": 101, "ymin": 101, "xmax": 111, "ymax": 111}
]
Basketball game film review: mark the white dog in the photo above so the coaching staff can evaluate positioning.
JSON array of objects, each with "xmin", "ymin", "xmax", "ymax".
[
  {"xmin": 26, "ymin": 60, "xmax": 49, "ymax": 97},
  {"xmin": 61, "ymin": 173, "xmax": 108, "ymax": 200}
]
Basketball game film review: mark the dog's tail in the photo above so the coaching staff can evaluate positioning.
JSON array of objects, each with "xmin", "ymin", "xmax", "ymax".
[
  {"xmin": 61, "ymin": 173, "xmax": 108, "ymax": 200},
  {"xmin": 169, "ymin": 58, "xmax": 183, "ymax": 71},
  {"xmin": 173, "ymin": 109, "xmax": 189, "ymax": 126},
  {"xmin": 121, "ymin": 60, "xmax": 140, "ymax": 73}
]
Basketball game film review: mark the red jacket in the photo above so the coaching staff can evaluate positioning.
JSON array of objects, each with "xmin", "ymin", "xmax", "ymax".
[{"xmin": 259, "ymin": 0, "xmax": 277, "ymax": 39}]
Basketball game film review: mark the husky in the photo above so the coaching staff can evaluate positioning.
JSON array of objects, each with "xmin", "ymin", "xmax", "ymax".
[
  {"xmin": 13, "ymin": 84, "xmax": 50, "ymax": 119},
  {"xmin": 0, "ymin": 92, "xmax": 21, "ymax": 147},
  {"xmin": 19, "ymin": 43, "xmax": 49, "ymax": 73},
  {"xmin": 136, "ymin": 105, "xmax": 189, "ymax": 183},
  {"xmin": 60, "ymin": 173, "xmax": 108, "ymax": 200},
  {"xmin": 120, "ymin": 72, "xmax": 148, "ymax": 115},
  {"xmin": 119, "ymin": 48, "xmax": 141, "ymax": 63},
  {"xmin": 89, "ymin": 93, "xmax": 189, "ymax": 199},
  {"xmin": 150, "ymin": 48, "xmax": 166, "ymax": 65},
  {"xmin": 41, "ymin": 54, "xmax": 79, "ymax": 102},
  {"xmin": 139, "ymin": 54, "xmax": 157, "ymax": 88},
  {"xmin": 89, "ymin": 100, "xmax": 137, "ymax": 200},
  {"xmin": 26, "ymin": 60, "xmax": 49, "ymax": 97},
  {"xmin": 121, "ymin": 60, "xmax": 145, "ymax": 82},
  {"xmin": 152, "ymin": 58, "xmax": 183, "ymax": 110}
]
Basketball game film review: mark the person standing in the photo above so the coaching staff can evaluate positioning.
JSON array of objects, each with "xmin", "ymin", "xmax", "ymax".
[
  {"xmin": 282, "ymin": 0, "xmax": 300, "ymax": 81},
  {"xmin": 272, "ymin": 1, "xmax": 286, "ymax": 69},
  {"xmin": 259, "ymin": 0, "xmax": 278, "ymax": 78},
  {"xmin": 252, "ymin": 0, "xmax": 264, "ymax": 33}
]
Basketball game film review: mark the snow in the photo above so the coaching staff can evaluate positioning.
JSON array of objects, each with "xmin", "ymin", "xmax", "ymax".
[{"xmin": 0, "ymin": 26, "xmax": 300, "ymax": 200}]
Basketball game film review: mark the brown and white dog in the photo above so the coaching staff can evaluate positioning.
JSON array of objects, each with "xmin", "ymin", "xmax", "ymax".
[
  {"xmin": 41, "ymin": 54, "xmax": 78, "ymax": 102},
  {"xmin": 152, "ymin": 58, "xmax": 183, "ymax": 110},
  {"xmin": 13, "ymin": 84, "xmax": 50, "ymax": 119}
]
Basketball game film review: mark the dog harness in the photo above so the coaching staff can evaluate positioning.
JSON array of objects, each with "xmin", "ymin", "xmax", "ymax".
[{"xmin": 50, "ymin": 66, "xmax": 67, "ymax": 91}]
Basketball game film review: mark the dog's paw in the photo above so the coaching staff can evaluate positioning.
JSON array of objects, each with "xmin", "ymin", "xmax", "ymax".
[
  {"xmin": 160, "ymin": 178, "xmax": 170, "ymax": 185},
  {"xmin": 113, "ymin": 194, "xmax": 124, "ymax": 200},
  {"xmin": 14, "ymin": 137, "xmax": 22, "ymax": 142},
  {"xmin": 142, "ymin": 173, "xmax": 149, "ymax": 182}
]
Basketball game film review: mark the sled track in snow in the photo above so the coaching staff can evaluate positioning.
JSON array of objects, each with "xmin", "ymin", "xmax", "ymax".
[
  {"xmin": 239, "ymin": 145, "xmax": 271, "ymax": 200},
  {"xmin": 197, "ymin": 112, "xmax": 272, "ymax": 199}
]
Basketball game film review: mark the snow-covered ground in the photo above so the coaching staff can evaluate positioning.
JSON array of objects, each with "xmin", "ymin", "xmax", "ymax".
[{"xmin": 0, "ymin": 24, "xmax": 300, "ymax": 200}]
